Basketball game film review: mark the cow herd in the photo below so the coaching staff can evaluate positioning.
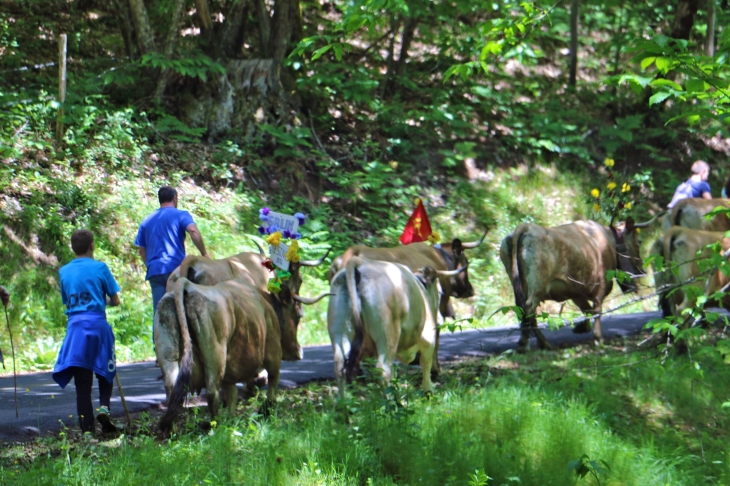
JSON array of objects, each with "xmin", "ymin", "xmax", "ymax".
[{"xmin": 153, "ymin": 199, "xmax": 730, "ymax": 429}]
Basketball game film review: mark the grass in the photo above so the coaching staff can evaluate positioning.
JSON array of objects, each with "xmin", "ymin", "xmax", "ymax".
[{"xmin": 3, "ymin": 336, "xmax": 729, "ymax": 485}]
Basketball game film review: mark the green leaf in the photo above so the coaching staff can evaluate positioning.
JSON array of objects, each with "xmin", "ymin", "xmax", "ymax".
[
  {"xmin": 311, "ymin": 44, "xmax": 333, "ymax": 61},
  {"xmin": 685, "ymin": 79, "xmax": 707, "ymax": 93},
  {"xmin": 655, "ymin": 57, "xmax": 672, "ymax": 72},
  {"xmin": 333, "ymin": 44, "xmax": 343, "ymax": 61},
  {"xmin": 648, "ymin": 91, "xmax": 671, "ymax": 106},
  {"xmin": 650, "ymin": 78, "xmax": 683, "ymax": 91},
  {"xmin": 640, "ymin": 57, "xmax": 656, "ymax": 69}
]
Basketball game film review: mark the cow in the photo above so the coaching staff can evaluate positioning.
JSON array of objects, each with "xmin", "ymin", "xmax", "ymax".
[
  {"xmin": 659, "ymin": 226, "xmax": 730, "ymax": 319},
  {"xmin": 162, "ymin": 246, "xmax": 331, "ymax": 390},
  {"xmin": 661, "ymin": 198, "xmax": 730, "ymax": 233},
  {"xmin": 327, "ymin": 229, "xmax": 487, "ymax": 376},
  {"xmin": 651, "ymin": 199, "xmax": 730, "ymax": 316},
  {"xmin": 499, "ymin": 217, "xmax": 654, "ymax": 351},
  {"xmin": 156, "ymin": 277, "xmax": 330, "ymax": 430},
  {"xmin": 327, "ymin": 256, "xmax": 467, "ymax": 398}
]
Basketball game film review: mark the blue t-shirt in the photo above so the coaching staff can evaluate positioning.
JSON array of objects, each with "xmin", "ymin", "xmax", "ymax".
[
  {"xmin": 59, "ymin": 258, "xmax": 121, "ymax": 316},
  {"xmin": 689, "ymin": 180, "xmax": 711, "ymax": 198},
  {"xmin": 135, "ymin": 207, "xmax": 195, "ymax": 279}
]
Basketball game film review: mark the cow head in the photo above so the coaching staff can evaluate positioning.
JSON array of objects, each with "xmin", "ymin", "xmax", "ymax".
[
  {"xmin": 614, "ymin": 215, "xmax": 661, "ymax": 293},
  {"xmin": 269, "ymin": 248, "xmax": 332, "ymax": 361},
  {"xmin": 435, "ymin": 229, "xmax": 487, "ymax": 298}
]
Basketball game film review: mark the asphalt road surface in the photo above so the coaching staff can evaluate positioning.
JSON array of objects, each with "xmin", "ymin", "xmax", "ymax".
[{"xmin": 0, "ymin": 312, "xmax": 657, "ymax": 442}]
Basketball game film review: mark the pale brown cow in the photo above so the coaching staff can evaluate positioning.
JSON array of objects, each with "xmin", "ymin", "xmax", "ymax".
[
  {"xmin": 328, "ymin": 257, "xmax": 466, "ymax": 397},
  {"xmin": 328, "ymin": 230, "xmax": 487, "ymax": 376},
  {"xmin": 499, "ymin": 219, "xmax": 649, "ymax": 351},
  {"xmin": 652, "ymin": 199, "xmax": 730, "ymax": 316},
  {"xmin": 660, "ymin": 226, "xmax": 730, "ymax": 318}
]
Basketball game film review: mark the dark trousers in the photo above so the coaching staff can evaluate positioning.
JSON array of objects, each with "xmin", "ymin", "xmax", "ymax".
[
  {"xmin": 149, "ymin": 273, "xmax": 172, "ymax": 342},
  {"xmin": 72, "ymin": 366, "xmax": 113, "ymax": 433}
]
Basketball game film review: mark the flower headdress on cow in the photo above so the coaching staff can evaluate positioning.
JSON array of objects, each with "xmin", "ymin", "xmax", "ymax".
[
  {"xmin": 400, "ymin": 198, "xmax": 441, "ymax": 247},
  {"xmin": 258, "ymin": 207, "xmax": 306, "ymax": 293},
  {"xmin": 589, "ymin": 158, "xmax": 652, "ymax": 228}
]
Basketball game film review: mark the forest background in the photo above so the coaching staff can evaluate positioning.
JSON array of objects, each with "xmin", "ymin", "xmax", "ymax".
[{"xmin": 2, "ymin": 0, "xmax": 730, "ymax": 484}]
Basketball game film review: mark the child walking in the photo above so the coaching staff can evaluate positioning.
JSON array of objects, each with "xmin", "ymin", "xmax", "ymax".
[{"xmin": 52, "ymin": 229, "xmax": 121, "ymax": 434}]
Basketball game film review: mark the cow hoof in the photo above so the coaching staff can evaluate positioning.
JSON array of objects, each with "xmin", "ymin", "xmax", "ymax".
[{"xmin": 258, "ymin": 400, "xmax": 274, "ymax": 418}]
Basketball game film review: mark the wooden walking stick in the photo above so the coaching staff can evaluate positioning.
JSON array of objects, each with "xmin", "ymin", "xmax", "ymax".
[
  {"xmin": 1, "ymin": 291, "xmax": 18, "ymax": 418},
  {"xmin": 115, "ymin": 373, "xmax": 132, "ymax": 427}
]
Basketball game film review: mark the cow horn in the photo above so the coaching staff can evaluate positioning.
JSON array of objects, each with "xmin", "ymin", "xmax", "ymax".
[
  {"xmin": 293, "ymin": 292, "xmax": 333, "ymax": 305},
  {"xmin": 299, "ymin": 247, "xmax": 332, "ymax": 267},
  {"xmin": 633, "ymin": 212, "xmax": 665, "ymax": 229},
  {"xmin": 460, "ymin": 228, "xmax": 488, "ymax": 249},
  {"xmin": 253, "ymin": 240, "xmax": 265, "ymax": 255},
  {"xmin": 436, "ymin": 265, "xmax": 468, "ymax": 277}
]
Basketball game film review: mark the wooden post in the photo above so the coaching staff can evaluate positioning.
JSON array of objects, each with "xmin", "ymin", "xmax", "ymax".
[{"xmin": 56, "ymin": 34, "xmax": 67, "ymax": 143}]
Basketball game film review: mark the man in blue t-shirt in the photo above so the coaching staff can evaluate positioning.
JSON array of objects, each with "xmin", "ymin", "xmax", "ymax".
[
  {"xmin": 53, "ymin": 229, "xmax": 121, "ymax": 434},
  {"xmin": 135, "ymin": 186, "xmax": 208, "ymax": 320}
]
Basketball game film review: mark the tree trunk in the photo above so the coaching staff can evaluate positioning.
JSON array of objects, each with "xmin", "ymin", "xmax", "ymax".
[
  {"xmin": 255, "ymin": 0, "xmax": 272, "ymax": 58},
  {"xmin": 568, "ymin": 0, "xmax": 580, "ymax": 88},
  {"xmin": 394, "ymin": 16, "xmax": 417, "ymax": 78},
  {"xmin": 154, "ymin": 0, "xmax": 186, "ymax": 100},
  {"xmin": 128, "ymin": 0, "xmax": 156, "ymax": 55},
  {"xmin": 380, "ymin": 18, "xmax": 400, "ymax": 97},
  {"xmin": 194, "ymin": 0, "xmax": 215, "ymax": 50},
  {"xmin": 671, "ymin": 0, "xmax": 700, "ymax": 40},
  {"xmin": 113, "ymin": 0, "xmax": 138, "ymax": 59},
  {"xmin": 705, "ymin": 0, "xmax": 716, "ymax": 56},
  {"xmin": 220, "ymin": 0, "xmax": 249, "ymax": 58},
  {"xmin": 271, "ymin": 0, "xmax": 296, "ymax": 60}
]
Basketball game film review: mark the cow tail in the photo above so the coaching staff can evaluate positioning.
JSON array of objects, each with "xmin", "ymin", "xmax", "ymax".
[
  {"xmin": 510, "ymin": 226, "xmax": 527, "ymax": 312},
  {"xmin": 344, "ymin": 257, "xmax": 363, "ymax": 381},
  {"xmin": 160, "ymin": 278, "xmax": 194, "ymax": 431}
]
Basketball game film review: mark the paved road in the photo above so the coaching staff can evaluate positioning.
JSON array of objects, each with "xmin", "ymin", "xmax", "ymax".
[{"xmin": 0, "ymin": 312, "xmax": 657, "ymax": 442}]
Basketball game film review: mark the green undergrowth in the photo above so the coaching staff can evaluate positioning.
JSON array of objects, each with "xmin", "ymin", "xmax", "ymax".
[{"xmin": 3, "ymin": 340, "xmax": 729, "ymax": 485}]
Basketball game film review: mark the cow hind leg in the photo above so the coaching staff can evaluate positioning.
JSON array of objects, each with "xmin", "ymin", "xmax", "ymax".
[
  {"xmin": 259, "ymin": 358, "xmax": 281, "ymax": 417},
  {"xmin": 417, "ymin": 342, "xmax": 435, "ymax": 393},
  {"xmin": 222, "ymin": 384, "xmax": 238, "ymax": 415}
]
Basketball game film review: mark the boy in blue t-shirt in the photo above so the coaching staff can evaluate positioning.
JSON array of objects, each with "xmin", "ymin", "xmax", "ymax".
[
  {"xmin": 52, "ymin": 229, "xmax": 121, "ymax": 434},
  {"xmin": 134, "ymin": 186, "xmax": 208, "ymax": 321},
  {"xmin": 668, "ymin": 160, "xmax": 712, "ymax": 208}
]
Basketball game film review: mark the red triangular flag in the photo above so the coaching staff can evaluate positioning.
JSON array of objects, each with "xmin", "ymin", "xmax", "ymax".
[{"xmin": 400, "ymin": 199, "xmax": 432, "ymax": 245}]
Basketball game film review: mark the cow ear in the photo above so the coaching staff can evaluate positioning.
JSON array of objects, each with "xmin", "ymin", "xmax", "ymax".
[
  {"xmin": 452, "ymin": 238, "xmax": 463, "ymax": 254},
  {"xmin": 624, "ymin": 217, "xmax": 636, "ymax": 233},
  {"xmin": 424, "ymin": 266, "xmax": 438, "ymax": 284}
]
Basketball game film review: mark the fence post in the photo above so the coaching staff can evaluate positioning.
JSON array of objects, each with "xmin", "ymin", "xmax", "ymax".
[{"xmin": 55, "ymin": 33, "xmax": 67, "ymax": 143}]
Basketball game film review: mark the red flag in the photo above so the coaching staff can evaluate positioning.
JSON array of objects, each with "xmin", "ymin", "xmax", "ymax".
[{"xmin": 400, "ymin": 199, "xmax": 432, "ymax": 245}]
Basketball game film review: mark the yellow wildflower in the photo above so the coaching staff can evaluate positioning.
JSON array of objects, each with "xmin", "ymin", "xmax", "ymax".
[
  {"xmin": 591, "ymin": 189, "xmax": 600, "ymax": 198},
  {"xmin": 604, "ymin": 158, "xmax": 615, "ymax": 167},
  {"xmin": 607, "ymin": 182, "xmax": 617, "ymax": 190},
  {"xmin": 427, "ymin": 232, "xmax": 441, "ymax": 244},
  {"xmin": 285, "ymin": 240, "xmax": 301, "ymax": 263},
  {"xmin": 625, "ymin": 201, "xmax": 632, "ymax": 210},
  {"xmin": 265, "ymin": 231, "xmax": 282, "ymax": 246},
  {"xmin": 622, "ymin": 183, "xmax": 631, "ymax": 193},
  {"xmin": 593, "ymin": 204, "xmax": 601, "ymax": 212},
  {"xmin": 636, "ymin": 228, "xmax": 641, "ymax": 234}
]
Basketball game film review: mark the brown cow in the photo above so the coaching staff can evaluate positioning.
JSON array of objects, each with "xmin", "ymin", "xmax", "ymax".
[
  {"xmin": 159, "ymin": 247, "xmax": 330, "ymax": 395},
  {"xmin": 157, "ymin": 277, "xmax": 328, "ymax": 430},
  {"xmin": 499, "ymin": 218, "xmax": 650, "ymax": 351},
  {"xmin": 660, "ymin": 226, "xmax": 730, "ymax": 319},
  {"xmin": 652, "ymin": 199, "xmax": 730, "ymax": 316},
  {"xmin": 327, "ymin": 230, "xmax": 487, "ymax": 376}
]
